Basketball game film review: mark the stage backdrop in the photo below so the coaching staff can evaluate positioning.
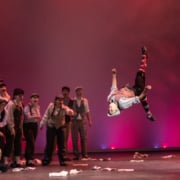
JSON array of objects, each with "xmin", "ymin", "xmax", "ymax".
[{"xmin": 0, "ymin": 0, "xmax": 180, "ymax": 153}]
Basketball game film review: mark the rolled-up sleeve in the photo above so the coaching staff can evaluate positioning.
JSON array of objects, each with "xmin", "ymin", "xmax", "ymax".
[{"xmin": 40, "ymin": 103, "xmax": 53, "ymax": 127}]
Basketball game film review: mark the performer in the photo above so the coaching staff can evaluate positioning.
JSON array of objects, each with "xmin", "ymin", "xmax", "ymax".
[
  {"xmin": 61, "ymin": 86, "xmax": 74, "ymax": 161},
  {"xmin": 71, "ymin": 87, "xmax": 92, "ymax": 160},
  {"xmin": 0, "ymin": 99, "xmax": 8, "ymax": 172},
  {"xmin": 40, "ymin": 95, "xmax": 75, "ymax": 166},
  {"xmin": 3, "ymin": 88, "xmax": 24, "ymax": 168},
  {"xmin": 23, "ymin": 93, "xmax": 41, "ymax": 167},
  {"xmin": 107, "ymin": 46, "xmax": 155, "ymax": 121}
]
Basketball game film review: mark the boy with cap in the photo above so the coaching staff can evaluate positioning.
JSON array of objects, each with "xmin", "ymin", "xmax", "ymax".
[
  {"xmin": 0, "ymin": 99, "xmax": 8, "ymax": 172},
  {"xmin": 71, "ymin": 87, "xmax": 92, "ymax": 160},
  {"xmin": 3, "ymin": 88, "xmax": 24, "ymax": 168},
  {"xmin": 23, "ymin": 93, "xmax": 41, "ymax": 167},
  {"xmin": 107, "ymin": 46, "xmax": 155, "ymax": 121},
  {"xmin": 40, "ymin": 95, "xmax": 75, "ymax": 166}
]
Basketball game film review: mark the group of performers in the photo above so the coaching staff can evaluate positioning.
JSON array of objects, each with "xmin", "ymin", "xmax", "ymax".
[{"xmin": 0, "ymin": 46, "xmax": 154, "ymax": 173}]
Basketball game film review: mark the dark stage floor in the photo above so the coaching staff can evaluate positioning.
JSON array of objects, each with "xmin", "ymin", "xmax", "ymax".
[{"xmin": 1, "ymin": 151, "xmax": 180, "ymax": 179}]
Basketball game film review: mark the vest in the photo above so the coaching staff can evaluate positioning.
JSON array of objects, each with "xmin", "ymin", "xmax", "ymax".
[
  {"xmin": 51, "ymin": 107, "xmax": 66, "ymax": 129},
  {"xmin": 73, "ymin": 100, "xmax": 86, "ymax": 120}
]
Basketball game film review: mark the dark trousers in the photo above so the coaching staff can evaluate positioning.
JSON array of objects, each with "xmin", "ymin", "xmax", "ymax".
[
  {"xmin": 0, "ymin": 127, "xmax": 5, "ymax": 162},
  {"xmin": 43, "ymin": 126, "xmax": 66, "ymax": 163},
  {"xmin": 23, "ymin": 122, "xmax": 38, "ymax": 161},
  {"xmin": 3, "ymin": 127, "xmax": 22, "ymax": 158},
  {"xmin": 71, "ymin": 120, "xmax": 87, "ymax": 158},
  {"xmin": 133, "ymin": 70, "xmax": 145, "ymax": 96},
  {"xmin": 0, "ymin": 127, "xmax": 5, "ymax": 150},
  {"xmin": 133, "ymin": 70, "xmax": 150, "ymax": 113},
  {"xmin": 64, "ymin": 121, "xmax": 71, "ymax": 155}
]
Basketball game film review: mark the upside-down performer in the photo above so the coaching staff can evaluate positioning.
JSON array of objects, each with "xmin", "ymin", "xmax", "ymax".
[{"xmin": 107, "ymin": 46, "xmax": 155, "ymax": 121}]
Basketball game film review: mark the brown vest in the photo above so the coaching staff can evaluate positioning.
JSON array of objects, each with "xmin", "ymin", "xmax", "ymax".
[
  {"xmin": 73, "ymin": 100, "xmax": 86, "ymax": 120},
  {"xmin": 51, "ymin": 108, "xmax": 66, "ymax": 129}
]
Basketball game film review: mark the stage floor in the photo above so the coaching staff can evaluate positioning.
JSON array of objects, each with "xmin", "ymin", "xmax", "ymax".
[{"xmin": 1, "ymin": 151, "xmax": 180, "ymax": 179}]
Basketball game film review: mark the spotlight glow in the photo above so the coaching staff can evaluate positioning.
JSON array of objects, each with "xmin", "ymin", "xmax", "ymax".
[
  {"xmin": 162, "ymin": 144, "xmax": 168, "ymax": 149},
  {"xmin": 101, "ymin": 144, "xmax": 107, "ymax": 150},
  {"xmin": 154, "ymin": 144, "xmax": 159, "ymax": 149},
  {"xmin": 110, "ymin": 146, "xmax": 116, "ymax": 150}
]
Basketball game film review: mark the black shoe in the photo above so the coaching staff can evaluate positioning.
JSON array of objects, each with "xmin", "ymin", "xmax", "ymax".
[
  {"xmin": 10, "ymin": 162, "xmax": 15, "ymax": 168},
  {"xmin": 147, "ymin": 114, "xmax": 155, "ymax": 121},
  {"xmin": 0, "ymin": 164, "xmax": 8, "ymax": 173},
  {"xmin": 141, "ymin": 46, "xmax": 148, "ymax": 58},
  {"xmin": 73, "ymin": 157, "xmax": 79, "ymax": 160},
  {"xmin": 63, "ymin": 157, "xmax": 71, "ymax": 161},
  {"xmin": 82, "ymin": 155, "xmax": 88, "ymax": 159},
  {"xmin": 10, "ymin": 162, "xmax": 22, "ymax": 168},
  {"xmin": 60, "ymin": 161, "xmax": 67, "ymax": 166},
  {"xmin": 26, "ymin": 161, "xmax": 35, "ymax": 167},
  {"xmin": 42, "ymin": 159, "xmax": 50, "ymax": 166},
  {"xmin": 82, "ymin": 155, "xmax": 88, "ymax": 158}
]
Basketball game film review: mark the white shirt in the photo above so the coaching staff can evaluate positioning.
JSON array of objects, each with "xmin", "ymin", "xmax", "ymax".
[{"xmin": 107, "ymin": 86, "xmax": 140, "ymax": 117}]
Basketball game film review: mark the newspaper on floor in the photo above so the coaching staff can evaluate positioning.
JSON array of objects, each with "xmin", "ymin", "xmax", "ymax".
[
  {"xmin": 49, "ymin": 170, "xmax": 68, "ymax": 177},
  {"xmin": 12, "ymin": 167, "xmax": 36, "ymax": 172},
  {"xmin": 101, "ymin": 167, "xmax": 135, "ymax": 172},
  {"xmin": 133, "ymin": 152, "xmax": 149, "ymax": 159},
  {"xmin": 117, "ymin": 169, "xmax": 135, "ymax": 172},
  {"xmin": 130, "ymin": 159, "xmax": 144, "ymax": 163},
  {"xmin": 81, "ymin": 157, "xmax": 97, "ymax": 161},
  {"xmin": 69, "ymin": 169, "xmax": 82, "ymax": 175},
  {"xmin": 49, "ymin": 169, "xmax": 82, "ymax": 177},
  {"xmin": 73, "ymin": 163, "xmax": 88, "ymax": 166},
  {"xmin": 99, "ymin": 157, "xmax": 111, "ymax": 161},
  {"xmin": 161, "ymin": 155, "xmax": 176, "ymax": 159},
  {"xmin": 12, "ymin": 168, "xmax": 24, "ymax": 172},
  {"xmin": 92, "ymin": 165, "xmax": 101, "ymax": 170}
]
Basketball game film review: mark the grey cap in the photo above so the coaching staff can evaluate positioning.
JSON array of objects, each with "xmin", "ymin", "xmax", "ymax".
[
  {"xmin": 30, "ymin": 93, "xmax": 39, "ymax": 98},
  {"xmin": 75, "ymin": 86, "xmax": 83, "ymax": 92},
  {"xmin": 54, "ymin": 95, "xmax": 64, "ymax": 101}
]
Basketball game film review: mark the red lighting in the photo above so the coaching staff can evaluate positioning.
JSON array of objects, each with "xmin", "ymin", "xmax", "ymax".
[
  {"xmin": 162, "ymin": 144, "xmax": 168, "ymax": 149},
  {"xmin": 110, "ymin": 146, "xmax": 115, "ymax": 150}
]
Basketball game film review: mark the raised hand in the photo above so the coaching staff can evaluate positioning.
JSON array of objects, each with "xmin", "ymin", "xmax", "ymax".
[{"xmin": 112, "ymin": 68, "xmax": 117, "ymax": 74}]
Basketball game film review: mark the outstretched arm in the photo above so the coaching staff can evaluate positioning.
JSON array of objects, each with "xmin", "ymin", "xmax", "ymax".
[
  {"xmin": 112, "ymin": 68, "xmax": 117, "ymax": 88},
  {"xmin": 107, "ymin": 68, "xmax": 118, "ymax": 102}
]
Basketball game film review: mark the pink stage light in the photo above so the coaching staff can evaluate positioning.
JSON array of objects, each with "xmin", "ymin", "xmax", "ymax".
[
  {"xmin": 162, "ymin": 144, "xmax": 168, "ymax": 149},
  {"xmin": 110, "ymin": 146, "xmax": 116, "ymax": 150}
]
